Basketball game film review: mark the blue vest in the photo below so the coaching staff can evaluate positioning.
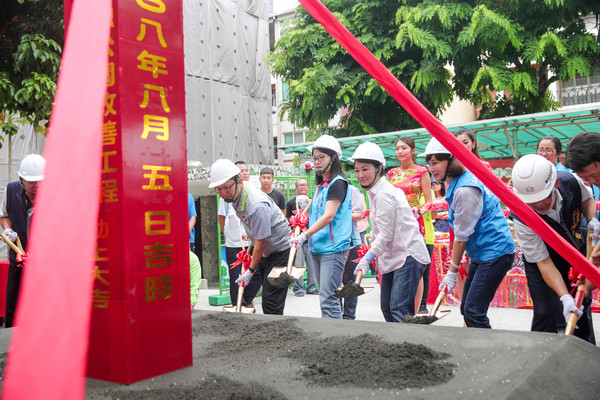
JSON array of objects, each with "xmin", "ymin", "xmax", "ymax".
[
  {"xmin": 511, "ymin": 172, "xmax": 587, "ymax": 278},
  {"xmin": 309, "ymin": 175, "xmax": 352, "ymax": 255},
  {"xmin": 446, "ymin": 171, "xmax": 515, "ymax": 262}
]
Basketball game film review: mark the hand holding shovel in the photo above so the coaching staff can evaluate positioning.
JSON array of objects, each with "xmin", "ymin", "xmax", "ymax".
[
  {"xmin": 223, "ymin": 240, "xmax": 255, "ymax": 314},
  {"xmin": 334, "ymin": 237, "xmax": 374, "ymax": 298},
  {"xmin": 267, "ymin": 200, "xmax": 312, "ymax": 288},
  {"xmin": 565, "ymin": 232, "xmax": 600, "ymax": 335}
]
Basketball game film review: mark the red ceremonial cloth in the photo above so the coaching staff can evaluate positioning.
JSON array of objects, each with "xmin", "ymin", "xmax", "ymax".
[
  {"xmin": 298, "ymin": 0, "xmax": 600, "ymax": 289},
  {"xmin": 1, "ymin": 1, "xmax": 111, "ymax": 398}
]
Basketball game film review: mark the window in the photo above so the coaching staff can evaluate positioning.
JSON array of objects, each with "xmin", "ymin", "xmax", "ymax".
[
  {"xmin": 560, "ymin": 70, "xmax": 600, "ymax": 106},
  {"xmin": 271, "ymin": 84, "xmax": 277, "ymax": 109},
  {"xmin": 282, "ymin": 80, "xmax": 290, "ymax": 101},
  {"xmin": 284, "ymin": 133, "xmax": 294, "ymax": 145}
]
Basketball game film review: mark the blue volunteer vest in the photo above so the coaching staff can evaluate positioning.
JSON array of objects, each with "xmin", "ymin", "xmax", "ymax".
[
  {"xmin": 446, "ymin": 171, "xmax": 515, "ymax": 262},
  {"xmin": 309, "ymin": 175, "xmax": 352, "ymax": 255}
]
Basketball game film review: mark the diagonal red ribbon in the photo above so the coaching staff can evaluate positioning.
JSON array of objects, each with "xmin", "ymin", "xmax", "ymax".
[{"xmin": 1, "ymin": 1, "xmax": 111, "ymax": 398}]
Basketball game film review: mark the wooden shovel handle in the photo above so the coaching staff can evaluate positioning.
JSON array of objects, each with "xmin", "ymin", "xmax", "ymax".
[
  {"xmin": 1, "ymin": 233, "xmax": 24, "ymax": 255},
  {"xmin": 429, "ymin": 286, "xmax": 448, "ymax": 317},
  {"xmin": 355, "ymin": 269, "xmax": 364, "ymax": 285}
]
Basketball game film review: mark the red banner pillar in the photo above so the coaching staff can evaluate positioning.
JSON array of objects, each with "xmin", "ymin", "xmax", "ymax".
[{"xmin": 87, "ymin": 0, "xmax": 192, "ymax": 383}]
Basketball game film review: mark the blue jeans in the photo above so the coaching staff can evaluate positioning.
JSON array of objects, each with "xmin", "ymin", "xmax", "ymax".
[
  {"xmin": 311, "ymin": 250, "xmax": 348, "ymax": 319},
  {"xmin": 461, "ymin": 252, "xmax": 514, "ymax": 328},
  {"xmin": 292, "ymin": 242, "xmax": 317, "ymax": 293},
  {"xmin": 380, "ymin": 256, "xmax": 425, "ymax": 323}
]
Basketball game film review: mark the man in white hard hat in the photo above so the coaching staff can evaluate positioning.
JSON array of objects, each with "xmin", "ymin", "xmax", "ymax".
[
  {"xmin": 217, "ymin": 160, "xmax": 258, "ymax": 308},
  {"xmin": 511, "ymin": 154, "xmax": 597, "ymax": 343},
  {"xmin": 0, "ymin": 154, "xmax": 45, "ymax": 327},
  {"xmin": 210, "ymin": 159, "xmax": 291, "ymax": 315}
]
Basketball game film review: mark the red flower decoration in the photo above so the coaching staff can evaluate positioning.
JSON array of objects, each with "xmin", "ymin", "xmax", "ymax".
[
  {"xmin": 15, "ymin": 252, "xmax": 30, "ymax": 268},
  {"xmin": 230, "ymin": 249, "xmax": 252, "ymax": 270}
]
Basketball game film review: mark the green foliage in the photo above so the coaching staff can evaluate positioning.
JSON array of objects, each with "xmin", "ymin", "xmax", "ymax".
[
  {"xmin": 398, "ymin": 0, "xmax": 600, "ymax": 117},
  {"xmin": 268, "ymin": 0, "xmax": 453, "ymax": 137},
  {"xmin": 270, "ymin": 0, "xmax": 600, "ymax": 136},
  {"xmin": 0, "ymin": 0, "xmax": 64, "ymax": 131}
]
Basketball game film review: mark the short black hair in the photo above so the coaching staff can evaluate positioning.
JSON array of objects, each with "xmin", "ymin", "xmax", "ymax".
[
  {"xmin": 565, "ymin": 131, "xmax": 600, "ymax": 172},
  {"xmin": 260, "ymin": 167, "xmax": 274, "ymax": 176},
  {"xmin": 235, "ymin": 161, "xmax": 247, "ymax": 166}
]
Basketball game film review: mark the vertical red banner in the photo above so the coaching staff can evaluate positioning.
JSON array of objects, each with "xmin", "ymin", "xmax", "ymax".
[{"xmin": 87, "ymin": 0, "xmax": 192, "ymax": 383}]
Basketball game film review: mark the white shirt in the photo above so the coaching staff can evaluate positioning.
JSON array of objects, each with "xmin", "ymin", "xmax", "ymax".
[
  {"xmin": 218, "ymin": 198, "xmax": 250, "ymax": 248},
  {"xmin": 367, "ymin": 178, "xmax": 430, "ymax": 274},
  {"xmin": 513, "ymin": 176, "xmax": 592, "ymax": 263}
]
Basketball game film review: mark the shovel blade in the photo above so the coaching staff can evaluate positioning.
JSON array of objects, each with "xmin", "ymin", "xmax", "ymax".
[
  {"xmin": 290, "ymin": 266, "xmax": 306, "ymax": 280},
  {"xmin": 222, "ymin": 305, "xmax": 256, "ymax": 314},
  {"xmin": 267, "ymin": 267, "xmax": 286, "ymax": 279}
]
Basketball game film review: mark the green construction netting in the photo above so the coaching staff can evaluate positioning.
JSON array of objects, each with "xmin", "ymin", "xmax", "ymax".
[{"xmin": 278, "ymin": 103, "xmax": 600, "ymax": 166}]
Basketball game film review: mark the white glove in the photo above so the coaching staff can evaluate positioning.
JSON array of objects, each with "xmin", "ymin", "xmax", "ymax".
[
  {"xmin": 588, "ymin": 218, "xmax": 600, "ymax": 242},
  {"xmin": 439, "ymin": 271, "xmax": 458, "ymax": 292},
  {"xmin": 3, "ymin": 228, "xmax": 17, "ymax": 242},
  {"xmin": 354, "ymin": 258, "xmax": 370, "ymax": 276},
  {"xmin": 560, "ymin": 294, "xmax": 583, "ymax": 324},
  {"xmin": 235, "ymin": 269, "xmax": 254, "ymax": 286},
  {"xmin": 289, "ymin": 232, "xmax": 308, "ymax": 247}
]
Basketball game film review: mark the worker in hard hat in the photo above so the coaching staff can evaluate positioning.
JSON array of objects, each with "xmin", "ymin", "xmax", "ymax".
[
  {"xmin": 289, "ymin": 135, "xmax": 352, "ymax": 319},
  {"xmin": 421, "ymin": 138, "xmax": 515, "ymax": 328},
  {"xmin": 511, "ymin": 154, "xmax": 597, "ymax": 343},
  {"xmin": 350, "ymin": 142, "xmax": 430, "ymax": 322},
  {"xmin": 0, "ymin": 154, "xmax": 45, "ymax": 327},
  {"xmin": 209, "ymin": 159, "xmax": 291, "ymax": 315}
]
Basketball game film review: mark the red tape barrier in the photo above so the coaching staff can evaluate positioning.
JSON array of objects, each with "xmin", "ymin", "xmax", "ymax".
[
  {"xmin": 299, "ymin": 0, "xmax": 600, "ymax": 289},
  {"xmin": 1, "ymin": 0, "xmax": 111, "ymax": 398}
]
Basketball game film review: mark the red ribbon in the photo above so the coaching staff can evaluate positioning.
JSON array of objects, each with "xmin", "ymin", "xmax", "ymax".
[
  {"xmin": 425, "ymin": 202, "xmax": 449, "ymax": 212},
  {"xmin": 362, "ymin": 210, "xmax": 370, "ymax": 218},
  {"xmin": 353, "ymin": 243, "xmax": 376, "ymax": 266},
  {"xmin": 15, "ymin": 252, "xmax": 30, "ymax": 268},
  {"xmin": 568, "ymin": 267, "xmax": 584, "ymax": 295},
  {"xmin": 289, "ymin": 210, "xmax": 309, "ymax": 233},
  {"xmin": 596, "ymin": 200, "xmax": 600, "ymax": 211},
  {"xmin": 230, "ymin": 249, "xmax": 252, "ymax": 270}
]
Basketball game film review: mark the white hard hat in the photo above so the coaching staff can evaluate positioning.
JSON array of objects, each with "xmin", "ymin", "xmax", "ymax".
[
  {"xmin": 208, "ymin": 159, "xmax": 241, "ymax": 189},
  {"xmin": 307, "ymin": 135, "xmax": 343, "ymax": 157},
  {"xmin": 348, "ymin": 142, "xmax": 386, "ymax": 166},
  {"xmin": 418, "ymin": 137, "xmax": 451, "ymax": 157},
  {"xmin": 18, "ymin": 154, "xmax": 45, "ymax": 182},
  {"xmin": 512, "ymin": 154, "xmax": 557, "ymax": 203}
]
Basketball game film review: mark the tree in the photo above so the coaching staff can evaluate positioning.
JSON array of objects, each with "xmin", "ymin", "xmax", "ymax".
[
  {"xmin": 395, "ymin": 0, "xmax": 600, "ymax": 118},
  {"xmin": 267, "ymin": 0, "xmax": 454, "ymax": 137},
  {"xmin": 0, "ymin": 0, "xmax": 64, "ymax": 142},
  {"xmin": 269, "ymin": 0, "xmax": 600, "ymax": 135}
]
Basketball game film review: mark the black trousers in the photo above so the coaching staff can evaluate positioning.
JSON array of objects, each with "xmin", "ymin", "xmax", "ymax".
[
  {"xmin": 258, "ymin": 248, "xmax": 290, "ymax": 315},
  {"xmin": 226, "ymin": 246, "xmax": 262, "ymax": 307},
  {"xmin": 5, "ymin": 262, "xmax": 23, "ymax": 328},
  {"xmin": 524, "ymin": 261, "xmax": 595, "ymax": 343},
  {"xmin": 421, "ymin": 244, "xmax": 434, "ymax": 308}
]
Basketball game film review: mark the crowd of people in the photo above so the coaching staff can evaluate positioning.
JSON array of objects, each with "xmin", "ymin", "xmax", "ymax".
[
  {"xmin": 2, "ymin": 130, "xmax": 600, "ymax": 343},
  {"xmin": 207, "ymin": 130, "xmax": 600, "ymax": 344}
]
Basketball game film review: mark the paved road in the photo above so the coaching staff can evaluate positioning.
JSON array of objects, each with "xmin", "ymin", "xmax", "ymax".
[{"xmin": 195, "ymin": 277, "xmax": 600, "ymax": 343}]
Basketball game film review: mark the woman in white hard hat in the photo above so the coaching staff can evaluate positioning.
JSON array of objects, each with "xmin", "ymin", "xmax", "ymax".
[
  {"xmin": 387, "ymin": 137, "xmax": 435, "ymax": 313},
  {"xmin": 290, "ymin": 135, "xmax": 352, "ymax": 319},
  {"xmin": 350, "ymin": 142, "xmax": 430, "ymax": 322},
  {"xmin": 511, "ymin": 154, "xmax": 597, "ymax": 342},
  {"xmin": 422, "ymin": 138, "xmax": 515, "ymax": 328}
]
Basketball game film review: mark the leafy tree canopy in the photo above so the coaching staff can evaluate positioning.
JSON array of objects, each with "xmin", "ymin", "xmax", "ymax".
[
  {"xmin": 1, "ymin": 0, "xmax": 64, "ymax": 139},
  {"xmin": 269, "ymin": 0, "xmax": 600, "ymax": 136}
]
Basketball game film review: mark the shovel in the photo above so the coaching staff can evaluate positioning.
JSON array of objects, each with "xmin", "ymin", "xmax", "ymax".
[
  {"xmin": 334, "ymin": 236, "xmax": 375, "ymax": 298},
  {"xmin": 334, "ymin": 269, "xmax": 374, "ymax": 298},
  {"xmin": 267, "ymin": 200, "xmax": 312, "ymax": 289},
  {"xmin": 565, "ymin": 232, "xmax": 600, "ymax": 335},
  {"xmin": 223, "ymin": 242, "xmax": 256, "ymax": 314},
  {"xmin": 403, "ymin": 285, "xmax": 451, "ymax": 324}
]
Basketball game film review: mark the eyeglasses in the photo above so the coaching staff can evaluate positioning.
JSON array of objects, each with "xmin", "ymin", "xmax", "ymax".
[
  {"xmin": 312, "ymin": 155, "xmax": 327, "ymax": 163},
  {"xmin": 216, "ymin": 181, "xmax": 236, "ymax": 193},
  {"xmin": 537, "ymin": 148, "xmax": 555, "ymax": 155},
  {"xmin": 296, "ymin": 183, "xmax": 308, "ymax": 187}
]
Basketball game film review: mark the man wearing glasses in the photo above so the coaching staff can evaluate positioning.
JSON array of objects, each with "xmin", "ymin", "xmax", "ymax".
[
  {"xmin": 217, "ymin": 161, "xmax": 260, "ymax": 308},
  {"xmin": 210, "ymin": 159, "xmax": 291, "ymax": 315}
]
